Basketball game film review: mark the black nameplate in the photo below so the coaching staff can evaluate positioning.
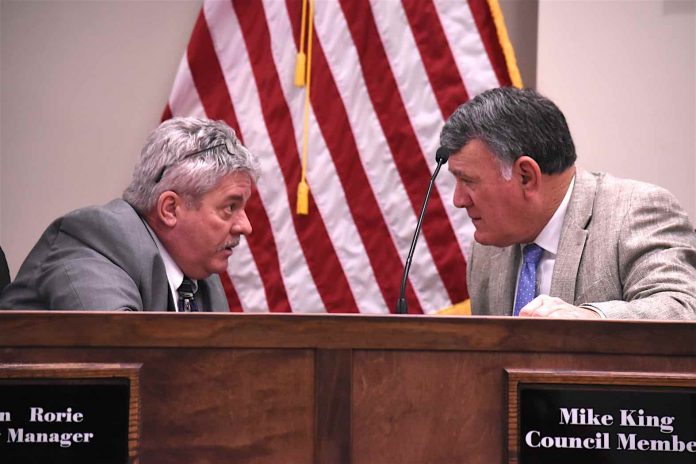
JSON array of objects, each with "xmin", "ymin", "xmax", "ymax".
[
  {"xmin": 517, "ymin": 384, "xmax": 696, "ymax": 464},
  {"xmin": 0, "ymin": 378, "xmax": 131, "ymax": 464}
]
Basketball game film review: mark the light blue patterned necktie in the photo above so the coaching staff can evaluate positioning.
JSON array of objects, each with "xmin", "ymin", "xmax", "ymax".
[{"xmin": 513, "ymin": 243, "xmax": 544, "ymax": 316}]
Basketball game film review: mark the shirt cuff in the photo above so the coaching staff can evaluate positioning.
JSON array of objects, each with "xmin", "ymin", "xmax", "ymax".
[{"xmin": 579, "ymin": 303, "xmax": 607, "ymax": 319}]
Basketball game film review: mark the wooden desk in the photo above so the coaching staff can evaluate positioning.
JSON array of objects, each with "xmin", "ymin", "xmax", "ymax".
[{"xmin": 0, "ymin": 312, "xmax": 694, "ymax": 463}]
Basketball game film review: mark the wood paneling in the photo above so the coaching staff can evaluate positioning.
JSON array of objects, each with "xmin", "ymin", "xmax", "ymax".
[
  {"xmin": 315, "ymin": 349, "xmax": 352, "ymax": 464},
  {"xmin": 0, "ymin": 313, "xmax": 694, "ymax": 463},
  {"xmin": 0, "ymin": 348, "xmax": 315, "ymax": 463}
]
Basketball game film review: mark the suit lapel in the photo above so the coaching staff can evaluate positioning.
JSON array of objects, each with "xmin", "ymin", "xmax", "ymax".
[
  {"xmin": 550, "ymin": 170, "xmax": 596, "ymax": 303},
  {"xmin": 125, "ymin": 201, "xmax": 175, "ymax": 311},
  {"xmin": 199, "ymin": 275, "xmax": 229, "ymax": 312},
  {"xmin": 198, "ymin": 280, "xmax": 212, "ymax": 312},
  {"xmin": 166, "ymin": 287, "xmax": 175, "ymax": 312},
  {"xmin": 489, "ymin": 246, "xmax": 520, "ymax": 315}
]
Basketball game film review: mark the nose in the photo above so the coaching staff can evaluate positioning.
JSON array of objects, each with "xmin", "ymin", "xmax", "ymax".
[
  {"xmin": 232, "ymin": 210, "xmax": 252, "ymax": 236},
  {"xmin": 453, "ymin": 183, "xmax": 473, "ymax": 209}
]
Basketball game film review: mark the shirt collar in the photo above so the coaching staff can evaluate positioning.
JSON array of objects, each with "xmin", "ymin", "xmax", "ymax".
[
  {"xmin": 532, "ymin": 175, "xmax": 575, "ymax": 255},
  {"xmin": 142, "ymin": 222, "xmax": 197, "ymax": 294}
]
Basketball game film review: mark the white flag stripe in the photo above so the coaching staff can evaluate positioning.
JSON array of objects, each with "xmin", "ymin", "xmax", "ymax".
[
  {"xmin": 166, "ymin": 53, "xmax": 271, "ymax": 313},
  {"xmin": 314, "ymin": 1, "xmax": 450, "ymax": 312},
  {"xmin": 369, "ymin": 0, "xmax": 442, "ymax": 162},
  {"xmin": 368, "ymin": 0, "xmax": 475, "ymax": 286},
  {"xmin": 168, "ymin": 56, "xmax": 206, "ymax": 119},
  {"xmin": 358, "ymin": 1, "xmax": 459, "ymax": 314},
  {"xmin": 225, "ymin": 237, "xmax": 270, "ymax": 312},
  {"xmin": 259, "ymin": 0, "xmax": 304, "ymax": 133},
  {"xmin": 204, "ymin": 0, "xmax": 326, "ymax": 313},
  {"xmin": 434, "ymin": 0, "xmax": 500, "ymax": 97},
  {"xmin": 166, "ymin": 0, "xmax": 517, "ymax": 312},
  {"xmin": 262, "ymin": 0, "xmax": 388, "ymax": 313},
  {"xmin": 305, "ymin": 110, "xmax": 388, "ymax": 314}
]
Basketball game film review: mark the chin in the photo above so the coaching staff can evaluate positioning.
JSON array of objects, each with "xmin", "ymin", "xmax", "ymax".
[
  {"xmin": 474, "ymin": 231, "xmax": 493, "ymax": 246},
  {"xmin": 190, "ymin": 265, "xmax": 224, "ymax": 280},
  {"xmin": 474, "ymin": 231, "xmax": 509, "ymax": 248},
  {"xmin": 209, "ymin": 261, "xmax": 230, "ymax": 275}
]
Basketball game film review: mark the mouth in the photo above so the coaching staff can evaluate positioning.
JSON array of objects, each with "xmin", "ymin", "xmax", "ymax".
[{"xmin": 218, "ymin": 239, "xmax": 240, "ymax": 253}]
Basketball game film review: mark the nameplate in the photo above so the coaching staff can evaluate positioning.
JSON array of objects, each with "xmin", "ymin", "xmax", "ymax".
[
  {"xmin": 0, "ymin": 364, "xmax": 140, "ymax": 464},
  {"xmin": 507, "ymin": 370, "xmax": 696, "ymax": 464}
]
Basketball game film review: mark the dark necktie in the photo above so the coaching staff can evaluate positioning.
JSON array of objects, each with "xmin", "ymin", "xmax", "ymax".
[
  {"xmin": 178, "ymin": 277, "xmax": 199, "ymax": 312},
  {"xmin": 513, "ymin": 243, "xmax": 544, "ymax": 316}
]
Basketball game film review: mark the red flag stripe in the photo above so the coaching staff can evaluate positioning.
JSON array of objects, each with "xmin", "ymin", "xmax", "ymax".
[
  {"xmin": 401, "ymin": 0, "xmax": 470, "ymax": 120},
  {"xmin": 164, "ymin": 0, "xmax": 519, "ymax": 313},
  {"xmin": 168, "ymin": 56, "xmax": 207, "ymax": 118},
  {"xmin": 186, "ymin": 12, "xmax": 239, "ymax": 132},
  {"xmin": 264, "ymin": 0, "xmax": 392, "ymax": 313},
  {"xmin": 223, "ymin": 227, "xmax": 275, "ymax": 312},
  {"xmin": 186, "ymin": 11, "xmax": 292, "ymax": 312},
  {"xmin": 161, "ymin": 104, "xmax": 173, "ymax": 123},
  {"xmin": 466, "ymin": 0, "xmax": 512, "ymax": 87},
  {"xmin": 367, "ymin": 0, "xmax": 475, "ymax": 279},
  {"xmin": 229, "ymin": 0, "xmax": 359, "ymax": 313},
  {"xmin": 204, "ymin": 1, "xmax": 326, "ymax": 313},
  {"xmin": 218, "ymin": 272, "xmax": 241, "ymax": 312},
  {"xmin": 340, "ymin": 0, "xmax": 468, "ymax": 305},
  {"xmin": 160, "ymin": 64, "xmax": 243, "ymax": 313},
  {"xmin": 284, "ymin": 0, "xmax": 425, "ymax": 313},
  {"xmin": 308, "ymin": 1, "xmax": 451, "ymax": 312},
  {"xmin": 433, "ymin": 0, "xmax": 501, "ymax": 98},
  {"xmin": 309, "ymin": 2, "xmax": 450, "ymax": 312},
  {"xmin": 165, "ymin": 57, "xmax": 281, "ymax": 313}
]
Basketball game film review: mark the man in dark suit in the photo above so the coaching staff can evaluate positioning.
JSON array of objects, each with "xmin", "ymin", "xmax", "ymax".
[
  {"xmin": 441, "ymin": 87, "xmax": 696, "ymax": 319},
  {"xmin": 0, "ymin": 247, "xmax": 10, "ymax": 292},
  {"xmin": 0, "ymin": 117, "xmax": 260, "ymax": 311}
]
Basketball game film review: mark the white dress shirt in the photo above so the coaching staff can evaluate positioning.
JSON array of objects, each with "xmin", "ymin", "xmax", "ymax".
[
  {"xmin": 143, "ymin": 223, "xmax": 198, "ymax": 312},
  {"xmin": 513, "ymin": 176, "xmax": 575, "ymax": 307}
]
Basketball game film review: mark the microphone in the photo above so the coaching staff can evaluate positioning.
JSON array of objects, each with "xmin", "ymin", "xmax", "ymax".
[{"xmin": 396, "ymin": 147, "xmax": 451, "ymax": 314}]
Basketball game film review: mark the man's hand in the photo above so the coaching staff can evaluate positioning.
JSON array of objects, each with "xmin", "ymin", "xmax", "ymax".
[{"xmin": 518, "ymin": 295, "xmax": 601, "ymax": 319}]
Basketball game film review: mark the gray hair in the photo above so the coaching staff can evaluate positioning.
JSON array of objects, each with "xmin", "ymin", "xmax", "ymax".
[
  {"xmin": 123, "ymin": 117, "xmax": 260, "ymax": 214},
  {"xmin": 440, "ymin": 87, "xmax": 576, "ymax": 178}
]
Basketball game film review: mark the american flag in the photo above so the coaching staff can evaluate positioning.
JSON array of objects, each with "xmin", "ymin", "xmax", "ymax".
[{"xmin": 163, "ymin": 0, "xmax": 520, "ymax": 314}]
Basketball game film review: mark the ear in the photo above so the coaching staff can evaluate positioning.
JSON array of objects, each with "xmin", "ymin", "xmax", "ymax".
[
  {"xmin": 514, "ymin": 156, "xmax": 542, "ymax": 197},
  {"xmin": 155, "ymin": 191, "xmax": 181, "ymax": 228}
]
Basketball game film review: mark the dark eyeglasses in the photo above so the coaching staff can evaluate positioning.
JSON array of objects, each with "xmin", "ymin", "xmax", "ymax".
[{"xmin": 154, "ymin": 143, "xmax": 226, "ymax": 183}]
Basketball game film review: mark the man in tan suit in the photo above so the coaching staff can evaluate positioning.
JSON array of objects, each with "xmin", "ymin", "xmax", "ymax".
[{"xmin": 440, "ymin": 87, "xmax": 696, "ymax": 319}]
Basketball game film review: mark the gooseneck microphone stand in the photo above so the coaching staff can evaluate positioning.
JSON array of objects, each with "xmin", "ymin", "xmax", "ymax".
[{"xmin": 396, "ymin": 147, "xmax": 451, "ymax": 314}]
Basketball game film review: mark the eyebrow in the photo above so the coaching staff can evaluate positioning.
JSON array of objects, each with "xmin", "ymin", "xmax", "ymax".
[
  {"xmin": 448, "ymin": 167, "xmax": 467, "ymax": 177},
  {"xmin": 223, "ymin": 194, "xmax": 247, "ymax": 203},
  {"xmin": 449, "ymin": 168, "xmax": 478, "ymax": 182}
]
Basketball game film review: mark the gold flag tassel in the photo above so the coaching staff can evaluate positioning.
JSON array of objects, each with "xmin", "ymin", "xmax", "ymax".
[
  {"xmin": 294, "ymin": 0, "xmax": 308, "ymax": 87},
  {"xmin": 296, "ymin": 0, "xmax": 314, "ymax": 215},
  {"xmin": 487, "ymin": 0, "xmax": 523, "ymax": 88}
]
